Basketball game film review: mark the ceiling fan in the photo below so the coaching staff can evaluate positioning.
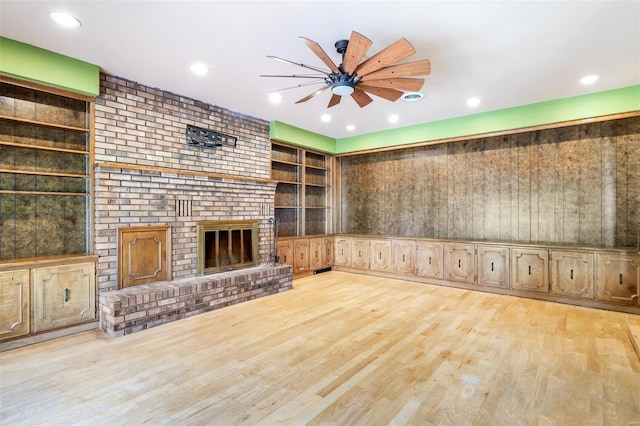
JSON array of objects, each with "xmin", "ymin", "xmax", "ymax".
[{"xmin": 261, "ymin": 31, "xmax": 431, "ymax": 108}]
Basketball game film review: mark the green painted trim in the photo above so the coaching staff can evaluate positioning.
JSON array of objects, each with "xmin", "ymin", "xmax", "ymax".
[
  {"xmin": 335, "ymin": 85, "xmax": 640, "ymax": 153},
  {"xmin": 270, "ymin": 120, "xmax": 336, "ymax": 153},
  {"xmin": 0, "ymin": 37, "xmax": 99, "ymax": 96}
]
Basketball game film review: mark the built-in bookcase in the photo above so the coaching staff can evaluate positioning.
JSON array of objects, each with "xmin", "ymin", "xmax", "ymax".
[
  {"xmin": 0, "ymin": 76, "xmax": 93, "ymax": 260},
  {"xmin": 271, "ymin": 142, "xmax": 331, "ymax": 237}
]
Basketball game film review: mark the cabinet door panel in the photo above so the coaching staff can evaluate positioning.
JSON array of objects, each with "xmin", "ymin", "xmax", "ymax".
[
  {"xmin": 511, "ymin": 248, "xmax": 549, "ymax": 293},
  {"xmin": 444, "ymin": 243, "xmax": 475, "ymax": 284},
  {"xmin": 322, "ymin": 237, "xmax": 334, "ymax": 268},
  {"xmin": 334, "ymin": 238, "xmax": 351, "ymax": 267},
  {"xmin": 119, "ymin": 225, "xmax": 171, "ymax": 289},
  {"xmin": 551, "ymin": 251, "xmax": 594, "ymax": 299},
  {"xmin": 596, "ymin": 254, "xmax": 639, "ymax": 305},
  {"xmin": 417, "ymin": 242, "xmax": 444, "ymax": 280},
  {"xmin": 309, "ymin": 238, "xmax": 323, "ymax": 270},
  {"xmin": 293, "ymin": 239, "xmax": 310, "ymax": 274},
  {"xmin": 393, "ymin": 240, "xmax": 416, "ymax": 276},
  {"xmin": 351, "ymin": 239, "xmax": 370, "ymax": 270},
  {"xmin": 370, "ymin": 240, "xmax": 392, "ymax": 272},
  {"xmin": 477, "ymin": 246, "xmax": 509, "ymax": 288},
  {"xmin": 277, "ymin": 241, "xmax": 294, "ymax": 267},
  {"xmin": 33, "ymin": 262, "xmax": 96, "ymax": 332},
  {"xmin": 0, "ymin": 269, "xmax": 30, "ymax": 341}
]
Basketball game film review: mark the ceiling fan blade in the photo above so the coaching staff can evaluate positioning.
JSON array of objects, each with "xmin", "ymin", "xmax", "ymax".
[
  {"xmin": 351, "ymin": 88, "xmax": 374, "ymax": 108},
  {"xmin": 342, "ymin": 31, "xmax": 373, "ymax": 75},
  {"xmin": 267, "ymin": 56, "xmax": 330, "ymax": 75},
  {"xmin": 358, "ymin": 85, "xmax": 404, "ymax": 102},
  {"xmin": 260, "ymin": 74, "xmax": 328, "ymax": 79},
  {"xmin": 271, "ymin": 80, "xmax": 328, "ymax": 93},
  {"xmin": 358, "ymin": 77, "xmax": 424, "ymax": 92},
  {"xmin": 296, "ymin": 85, "xmax": 330, "ymax": 104},
  {"xmin": 300, "ymin": 37, "xmax": 340, "ymax": 73},
  {"xmin": 355, "ymin": 38, "xmax": 416, "ymax": 77},
  {"xmin": 360, "ymin": 59, "xmax": 431, "ymax": 80},
  {"xmin": 328, "ymin": 94, "xmax": 341, "ymax": 108}
]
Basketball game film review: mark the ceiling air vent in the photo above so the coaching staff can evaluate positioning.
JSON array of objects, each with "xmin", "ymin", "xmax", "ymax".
[{"xmin": 186, "ymin": 125, "xmax": 237, "ymax": 149}]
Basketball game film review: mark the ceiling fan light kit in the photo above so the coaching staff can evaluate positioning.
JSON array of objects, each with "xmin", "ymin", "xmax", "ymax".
[{"xmin": 262, "ymin": 31, "xmax": 431, "ymax": 108}]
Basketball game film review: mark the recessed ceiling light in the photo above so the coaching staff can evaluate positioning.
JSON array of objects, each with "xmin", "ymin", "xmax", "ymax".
[
  {"xmin": 190, "ymin": 62, "xmax": 209, "ymax": 76},
  {"xmin": 49, "ymin": 11, "xmax": 81, "ymax": 28},
  {"xmin": 401, "ymin": 92, "xmax": 424, "ymax": 102},
  {"xmin": 268, "ymin": 93, "xmax": 282, "ymax": 104},
  {"xmin": 467, "ymin": 97, "xmax": 481, "ymax": 107},
  {"xmin": 388, "ymin": 114, "xmax": 399, "ymax": 123},
  {"xmin": 346, "ymin": 125, "xmax": 355, "ymax": 131},
  {"xmin": 579, "ymin": 75, "xmax": 599, "ymax": 85},
  {"xmin": 321, "ymin": 114, "xmax": 331, "ymax": 122}
]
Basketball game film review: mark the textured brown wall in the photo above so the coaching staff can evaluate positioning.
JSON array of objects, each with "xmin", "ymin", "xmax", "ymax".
[{"xmin": 339, "ymin": 116, "xmax": 640, "ymax": 248}]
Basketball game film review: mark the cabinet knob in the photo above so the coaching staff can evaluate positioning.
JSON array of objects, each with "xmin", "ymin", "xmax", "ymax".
[
  {"xmin": 570, "ymin": 269, "xmax": 574, "ymax": 280},
  {"xmin": 64, "ymin": 288, "xmax": 70, "ymax": 302},
  {"xmin": 619, "ymin": 274, "xmax": 623, "ymax": 285},
  {"xmin": 429, "ymin": 256, "xmax": 432, "ymax": 265},
  {"xmin": 528, "ymin": 265, "xmax": 531, "ymax": 275},
  {"xmin": 491, "ymin": 262, "xmax": 494, "ymax": 272},
  {"xmin": 458, "ymin": 259, "xmax": 461, "ymax": 268}
]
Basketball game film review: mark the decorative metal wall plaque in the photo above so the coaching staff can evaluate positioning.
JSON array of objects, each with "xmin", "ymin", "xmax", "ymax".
[{"xmin": 186, "ymin": 125, "xmax": 238, "ymax": 148}]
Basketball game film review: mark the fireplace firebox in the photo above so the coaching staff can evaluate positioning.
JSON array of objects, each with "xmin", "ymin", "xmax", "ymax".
[{"xmin": 197, "ymin": 220, "xmax": 259, "ymax": 275}]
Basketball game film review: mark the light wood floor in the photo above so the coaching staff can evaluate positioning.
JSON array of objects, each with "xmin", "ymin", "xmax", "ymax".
[{"xmin": 1, "ymin": 271, "xmax": 639, "ymax": 425}]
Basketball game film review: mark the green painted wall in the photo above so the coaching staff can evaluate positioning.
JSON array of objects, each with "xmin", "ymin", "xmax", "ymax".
[
  {"xmin": 335, "ymin": 85, "xmax": 640, "ymax": 153},
  {"xmin": 0, "ymin": 37, "xmax": 99, "ymax": 96},
  {"xmin": 270, "ymin": 120, "xmax": 336, "ymax": 153},
  {"xmin": 271, "ymin": 85, "xmax": 639, "ymax": 154}
]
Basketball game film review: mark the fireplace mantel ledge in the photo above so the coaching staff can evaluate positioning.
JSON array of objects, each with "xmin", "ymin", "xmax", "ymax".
[{"xmin": 95, "ymin": 162, "xmax": 277, "ymax": 185}]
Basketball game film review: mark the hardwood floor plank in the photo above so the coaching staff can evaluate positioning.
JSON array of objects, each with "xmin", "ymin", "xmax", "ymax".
[{"xmin": 1, "ymin": 271, "xmax": 638, "ymax": 425}]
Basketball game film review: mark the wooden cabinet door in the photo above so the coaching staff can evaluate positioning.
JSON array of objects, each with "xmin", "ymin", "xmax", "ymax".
[
  {"xmin": 277, "ymin": 240, "xmax": 294, "ymax": 267},
  {"xmin": 309, "ymin": 238, "xmax": 323, "ymax": 270},
  {"xmin": 477, "ymin": 246, "xmax": 509, "ymax": 288},
  {"xmin": 119, "ymin": 225, "xmax": 171, "ymax": 289},
  {"xmin": 33, "ymin": 262, "xmax": 96, "ymax": 332},
  {"xmin": 596, "ymin": 253, "xmax": 639, "ymax": 305},
  {"xmin": 416, "ymin": 242, "xmax": 444, "ymax": 280},
  {"xmin": 511, "ymin": 248, "xmax": 549, "ymax": 293},
  {"xmin": 370, "ymin": 239, "xmax": 392, "ymax": 272},
  {"xmin": 322, "ymin": 237, "xmax": 334, "ymax": 268},
  {"xmin": 334, "ymin": 238, "xmax": 352, "ymax": 267},
  {"xmin": 351, "ymin": 239, "xmax": 370, "ymax": 270},
  {"xmin": 393, "ymin": 240, "xmax": 416, "ymax": 276},
  {"xmin": 551, "ymin": 251, "xmax": 594, "ymax": 299},
  {"xmin": 444, "ymin": 243, "xmax": 475, "ymax": 284},
  {"xmin": 0, "ymin": 269, "xmax": 30, "ymax": 341},
  {"xmin": 293, "ymin": 239, "xmax": 310, "ymax": 274}
]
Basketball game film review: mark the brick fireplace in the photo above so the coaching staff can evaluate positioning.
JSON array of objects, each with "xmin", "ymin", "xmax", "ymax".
[{"xmin": 93, "ymin": 73, "xmax": 292, "ymax": 331}]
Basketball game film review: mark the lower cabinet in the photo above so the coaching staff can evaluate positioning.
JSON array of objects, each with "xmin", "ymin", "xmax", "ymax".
[
  {"xmin": 477, "ymin": 246, "xmax": 509, "ymax": 289},
  {"xmin": 33, "ymin": 262, "xmax": 96, "ymax": 332},
  {"xmin": 596, "ymin": 253, "xmax": 640, "ymax": 305},
  {"xmin": 335, "ymin": 237, "xmax": 352, "ymax": 267},
  {"xmin": 511, "ymin": 248, "xmax": 549, "ymax": 293},
  {"xmin": 352, "ymin": 238, "xmax": 370, "ymax": 270},
  {"xmin": 550, "ymin": 251, "xmax": 594, "ymax": 299},
  {"xmin": 322, "ymin": 237, "xmax": 334, "ymax": 268},
  {"xmin": 393, "ymin": 240, "xmax": 416, "ymax": 276},
  {"xmin": 293, "ymin": 239, "xmax": 310, "ymax": 274},
  {"xmin": 309, "ymin": 238, "xmax": 323, "ymax": 270},
  {"xmin": 277, "ymin": 240, "xmax": 294, "ymax": 267},
  {"xmin": 0, "ymin": 269, "xmax": 30, "ymax": 341},
  {"xmin": 0, "ymin": 257, "xmax": 98, "ymax": 342},
  {"xmin": 370, "ymin": 239, "xmax": 392, "ymax": 272},
  {"xmin": 416, "ymin": 242, "xmax": 443, "ymax": 280},
  {"xmin": 444, "ymin": 243, "xmax": 475, "ymax": 284}
]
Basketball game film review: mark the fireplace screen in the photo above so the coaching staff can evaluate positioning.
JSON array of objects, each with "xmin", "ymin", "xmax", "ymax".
[{"xmin": 197, "ymin": 220, "xmax": 259, "ymax": 275}]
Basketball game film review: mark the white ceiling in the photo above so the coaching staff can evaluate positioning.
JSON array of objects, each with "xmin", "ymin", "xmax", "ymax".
[{"xmin": 1, "ymin": 1, "xmax": 639, "ymax": 140}]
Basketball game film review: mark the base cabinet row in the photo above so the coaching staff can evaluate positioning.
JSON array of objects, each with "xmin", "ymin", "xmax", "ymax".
[
  {"xmin": 278, "ymin": 237, "xmax": 334, "ymax": 275},
  {"xmin": 0, "ymin": 259, "xmax": 97, "ymax": 342},
  {"xmin": 334, "ymin": 237, "xmax": 640, "ymax": 307}
]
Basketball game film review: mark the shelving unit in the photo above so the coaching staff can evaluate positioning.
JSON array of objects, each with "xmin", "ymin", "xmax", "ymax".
[
  {"xmin": 271, "ymin": 142, "xmax": 331, "ymax": 237},
  {"xmin": 0, "ymin": 77, "xmax": 93, "ymax": 260}
]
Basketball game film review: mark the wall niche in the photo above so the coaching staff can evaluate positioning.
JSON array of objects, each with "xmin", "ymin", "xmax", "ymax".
[{"xmin": 339, "ymin": 116, "xmax": 639, "ymax": 249}]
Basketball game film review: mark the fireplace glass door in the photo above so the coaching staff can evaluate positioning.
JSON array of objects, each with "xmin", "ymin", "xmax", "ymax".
[{"xmin": 198, "ymin": 220, "xmax": 258, "ymax": 275}]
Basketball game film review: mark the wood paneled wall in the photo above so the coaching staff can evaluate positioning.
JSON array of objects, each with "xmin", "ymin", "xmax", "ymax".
[{"xmin": 339, "ymin": 116, "xmax": 639, "ymax": 248}]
